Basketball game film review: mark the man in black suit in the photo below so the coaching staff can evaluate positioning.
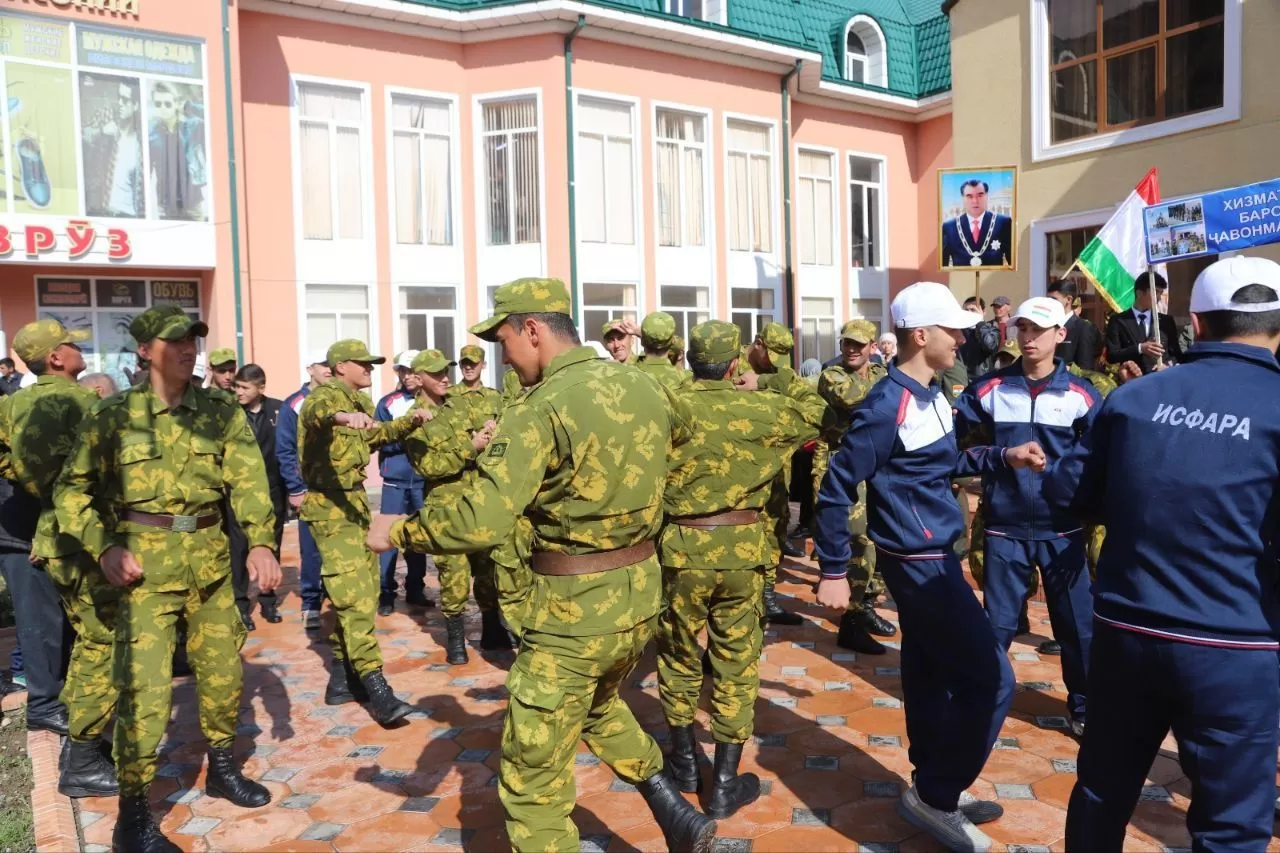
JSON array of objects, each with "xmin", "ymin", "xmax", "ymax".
[
  {"xmin": 941, "ymin": 179, "xmax": 1013, "ymax": 268},
  {"xmin": 1047, "ymin": 279, "xmax": 1100, "ymax": 370},
  {"xmin": 1105, "ymin": 272, "xmax": 1181, "ymax": 374}
]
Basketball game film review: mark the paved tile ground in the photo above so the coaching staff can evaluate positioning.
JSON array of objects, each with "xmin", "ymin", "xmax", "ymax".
[{"xmin": 16, "ymin": 518, "xmax": 1276, "ymax": 852}]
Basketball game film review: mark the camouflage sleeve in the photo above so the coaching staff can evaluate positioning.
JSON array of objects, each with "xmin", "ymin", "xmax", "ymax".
[
  {"xmin": 779, "ymin": 375, "xmax": 827, "ymax": 431},
  {"xmin": 0, "ymin": 396, "xmax": 13, "ymax": 482},
  {"xmin": 661, "ymin": 383, "xmax": 695, "ymax": 446},
  {"xmin": 222, "ymin": 405, "xmax": 275, "ymax": 549},
  {"xmin": 364, "ymin": 413, "xmax": 420, "ymax": 449},
  {"xmin": 818, "ymin": 368, "xmax": 858, "ymax": 411},
  {"xmin": 298, "ymin": 386, "xmax": 341, "ymax": 432},
  {"xmin": 404, "ymin": 413, "xmax": 476, "ymax": 482},
  {"xmin": 53, "ymin": 407, "xmax": 119, "ymax": 561}
]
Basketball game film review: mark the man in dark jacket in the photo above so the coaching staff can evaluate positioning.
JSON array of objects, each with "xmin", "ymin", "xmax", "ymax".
[
  {"xmin": 1104, "ymin": 272, "xmax": 1182, "ymax": 373},
  {"xmin": 230, "ymin": 364, "xmax": 286, "ymax": 627},
  {"xmin": 958, "ymin": 297, "xmax": 999, "ymax": 377},
  {"xmin": 277, "ymin": 354, "xmax": 330, "ymax": 631},
  {"xmin": 1046, "ymin": 280, "xmax": 1100, "ymax": 370},
  {"xmin": 374, "ymin": 351, "xmax": 429, "ymax": 616}
]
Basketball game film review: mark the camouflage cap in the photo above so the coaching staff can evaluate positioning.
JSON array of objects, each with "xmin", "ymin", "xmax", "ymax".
[
  {"xmin": 129, "ymin": 305, "xmax": 209, "ymax": 344},
  {"xmin": 12, "ymin": 318, "xmax": 91, "ymax": 364},
  {"xmin": 469, "ymin": 277, "xmax": 572, "ymax": 342},
  {"xmin": 601, "ymin": 319, "xmax": 627, "ymax": 339},
  {"xmin": 458, "ymin": 344, "xmax": 486, "ymax": 365},
  {"xmin": 689, "ymin": 320, "xmax": 740, "ymax": 365},
  {"xmin": 996, "ymin": 337, "xmax": 1021, "ymax": 361},
  {"xmin": 640, "ymin": 311, "xmax": 676, "ymax": 349},
  {"xmin": 839, "ymin": 319, "xmax": 877, "ymax": 344},
  {"xmin": 326, "ymin": 339, "xmax": 385, "ymax": 367},
  {"xmin": 411, "ymin": 349, "xmax": 456, "ymax": 373},
  {"xmin": 207, "ymin": 347, "xmax": 237, "ymax": 368},
  {"xmin": 670, "ymin": 334, "xmax": 685, "ymax": 352},
  {"xmin": 757, "ymin": 322, "xmax": 794, "ymax": 367}
]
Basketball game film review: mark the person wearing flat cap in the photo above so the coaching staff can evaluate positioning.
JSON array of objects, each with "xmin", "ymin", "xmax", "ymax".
[
  {"xmin": 368, "ymin": 276, "xmax": 713, "ymax": 853},
  {"xmin": 296, "ymin": 339, "xmax": 430, "ymax": 729},
  {"xmin": 53, "ymin": 305, "xmax": 284, "ymax": 852},
  {"xmin": 205, "ymin": 347, "xmax": 237, "ymax": 393},
  {"xmin": 601, "ymin": 318, "xmax": 639, "ymax": 364},
  {"xmin": 668, "ymin": 334, "xmax": 687, "ymax": 370},
  {"xmin": 635, "ymin": 311, "xmax": 691, "ymax": 392}
]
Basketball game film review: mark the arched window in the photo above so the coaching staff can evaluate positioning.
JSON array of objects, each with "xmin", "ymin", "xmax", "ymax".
[{"xmin": 843, "ymin": 15, "xmax": 887, "ymax": 87}]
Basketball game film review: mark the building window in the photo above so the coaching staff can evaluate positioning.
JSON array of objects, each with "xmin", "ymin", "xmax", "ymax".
[
  {"xmin": 481, "ymin": 97, "xmax": 540, "ymax": 246},
  {"xmin": 843, "ymin": 16, "xmax": 887, "ymax": 86},
  {"xmin": 849, "ymin": 155, "xmax": 882, "ymax": 269},
  {"xmin": 850, "ymin": 298, "xmax": 882, "ymax": 334},
  {"xmin": 583, "ymin": 282, "xmax": 638, "ymax": 342},
  {"xmin": 305, "ymin": 283, "xmax": 370, "ymax": 358},
  {"xmin": 731, "ymin": 287, "xmax": 776, "ymax": 344},
  {"xmin": 797, "ymin": 150, "xmax": 835, "ymax": 266},
  {"xmin": 660, "ymin": 285, "xmax": 711, "ymax": 342},
  {"xmin": 577, "ymin": 98, "xmax": 635, "ymax": 245},
  {"xmin": 656, "ymin": 109, "xmax": 706, "ymax": 248},
  {"xmin": 296, "ymin": 82, "xmax": 365, "ymax": 241},
  {"xmin": 800, "ymin": 297, "xmax": 836, "ymax": 365},
  {"xmin": 726, "ymin": 119, "xmax": 773, "ymax": 253},
  {"xmin": 1048, "ymin": 0, "xmax": 1225, "ymax": 144},
  {"xmin": 665, "ymin": 0, "xmax": 723, "ymax": 23},
  {"xmin": 397, "ymin": 285, "xmax": 457, "ymax": 356},
  {"xmin": 390, "ymin": 95, "xmax": 452, "ymax": 246}
]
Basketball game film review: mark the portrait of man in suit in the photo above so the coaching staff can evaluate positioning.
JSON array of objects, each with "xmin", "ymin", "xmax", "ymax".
[{"xmin": 939, "ymin": 168, "xmax": 1017, "ymax": 271}]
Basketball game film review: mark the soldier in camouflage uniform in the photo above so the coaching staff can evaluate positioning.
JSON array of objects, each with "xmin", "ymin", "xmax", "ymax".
[
  {"xmin": 0, "ymin": 320, "xmax": 119, "ymax": 798},
  {"xmin": 669, "ymin": 334, "xmax": 687, "ymax": 369},
  {"xmin": 658, "ymin": 320, "xmax": 824, "ymax": 819},
  {"xmin": 369, "ymin": 278, "xmax": 715, "ymax": 853},
  {"xmin": 601, "ymin": 319, "xmax": 637, "ymax": 364},
  {"xmin": 814, "ymin": 319, "xmax": 895, "ymax": 654},
  {"xmin": 635, "ymin": 312, "xmax": 692, "ymax": 393},
  {"xmin": 298, "ymin": 339, "xmax": 427, "ymax": 726},
  {"xmin": 54, "ymin": 306, "xmax": 283, "ymax": 853}
]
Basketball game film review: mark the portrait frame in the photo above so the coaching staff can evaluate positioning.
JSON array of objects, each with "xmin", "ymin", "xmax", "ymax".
[{"xmin": 938, "ymin": 166, "xmax": 1019, "ymax": 272}]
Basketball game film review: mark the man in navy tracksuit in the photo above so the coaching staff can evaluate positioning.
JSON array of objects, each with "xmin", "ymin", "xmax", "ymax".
[
  {"xmin": 277, "ymin": 354, "xmax": 330, "ymax": 630},
  {"xmin": 815, "ymin": 282, "xmax": 1043, "ymax": 853},
  {"xmin": 1046, "ymin": 256, "xmax": 1280, "ymax": 852},
  {"xmin": 374, "ymin": 352, "xmax": 430, "ymax": 615},
  {"xmin": 955, "ymin": 297, "xmax": 1102, "ymax": 736}
]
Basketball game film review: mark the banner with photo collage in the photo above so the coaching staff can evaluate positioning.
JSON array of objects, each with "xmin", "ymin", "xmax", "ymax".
[{"xmin": 0, "ymin": 11, "xmax": 207, "ymax": 221}]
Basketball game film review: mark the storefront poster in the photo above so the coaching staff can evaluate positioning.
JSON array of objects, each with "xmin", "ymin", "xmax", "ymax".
[
  {"xmin": 37, "ymin": 276, "xmax": 90, "ymax": 306},
  {"xmin": 1144, "ymin": 177, "xmax": 1280, "ymax": 264},
  {"xmin": 94, "ymin": 277, "xmax": 145, "ymax": 308},
  {"xmin": 150, "ymin": 278, "xmax": 197, "ymax": 307},
  {"xmin": 99, "ymin": 309, "xmax": 138, "ymax": 390},
  {"xmin": 76, "ymin": 24, "xmax": 202, "ymax": 79},
  {"xmin": 0, "ymin": 12, "xmax": 70, "ymax": 62},
  {"xmin": 6, "ymin": 62, "xmax": 78, "ymax": 215},
  {"xmin": 79, "ymin": 71, "xmax": 144, "ymax": 218},
  {"xmin": 146, "ymin": 79, "xmax": 206, "ymax": 221}
]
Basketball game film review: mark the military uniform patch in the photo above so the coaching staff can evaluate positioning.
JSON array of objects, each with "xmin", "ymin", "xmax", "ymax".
[{"xmin": 488, "ymin": 440, "xmax": 508, "ymax": 458}]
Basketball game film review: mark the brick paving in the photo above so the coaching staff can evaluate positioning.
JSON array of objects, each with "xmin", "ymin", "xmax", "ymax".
[{"xmin": 14, "ymin": 519, "xmax": 1264, "ymax": 852}]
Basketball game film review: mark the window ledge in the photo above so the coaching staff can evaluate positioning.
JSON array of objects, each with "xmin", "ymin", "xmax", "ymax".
[{"xmin": 1032, "ymin": 105, "xmax": 1241, "ymax": 163}]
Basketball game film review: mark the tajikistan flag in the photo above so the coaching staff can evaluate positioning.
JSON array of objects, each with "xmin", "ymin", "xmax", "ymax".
[{"xmin": 1074, "ymin": 168, "xmax": 1160, "ymax": 312}]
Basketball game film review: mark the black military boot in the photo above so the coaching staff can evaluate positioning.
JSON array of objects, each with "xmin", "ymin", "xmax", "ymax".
[
  {"xmin": 324, "ymin": 660, "xmax": 368, "ymax": 706},
  {"xmin": 58, "ymin": 738, "xmax": 119, "ymax": 798},
  {"xmin": 112, "ymin": 794, "xmax": 180, "ymax": 853},
  {"xmin": 666, "ymin": 725, "xmax": 702, "ymax": 793},
  {"xmin": 836, "ymin": 610, "xmax": 887, "ymax": 655},
  {"xmin": 704, "ymin": 742, "xmax": 760, "ymax": 819},
  {"xmin": 260, "ymin": 599, "xmax": 282, "ymax": 624},
  {"xmin": 361, "ymin": 669, "xmax": 413, "ymax": 727},
  {"xmin": 637, "ymin": 769, "xmax": 717, "ymax": 853},
  {"xmin": 205, "ymin": 746, "xmax": 270, "ymax": 807},
  {"xmin": 763, "ymin": 580, "xmax": 803, "ymax": 626},
  {"xmin": 445, "ymin": 615, "xmax": 469, "ymax": 665},
  {"xmin": 479, "ymin": 610, "xmax": 514, "ymax": 651},
  {"xmin": 851, "ymin": 599, "xmax": 897, "ymax": 637}
]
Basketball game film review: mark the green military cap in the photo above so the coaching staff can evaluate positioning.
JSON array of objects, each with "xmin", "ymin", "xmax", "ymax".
[
  {"xmin": 639, "ymin": 311, "xmax": 676, "ymax": 349},
  {"xmin": 326, "ymin": 339, "xmax": 385, "ymax": 367},
  {"xmin": 757, "ymin": 321, "xmax": 793, "ymax": 367},
  {"xmin": 688, "ymin": 320, "xmax": 740, "ymax": 365},
  {"xmin": 411, "ymin": 349, "xmax": 456, "ymax": 373},
  {"xmin": 671, "ymin": 334, "xmax": 685, "ymax": 352},
  {"xmin": 995, "ymin": 337, "xmax": 1021, "ymax": 362},
  {"xmin": 129, "ymin": 304, "xmax": 209, "ymax": 344},
  {"xmin": 469, "ymin": 277, "xmax": 572, "ymax": 342},
  {"xmin": 458, "ymin": 344, "xmax": 486, "ymax": 365},
  {"xmin": 601, "ymin": 319, "xmax": 627, "ymax": 339},
  {"xmin": 12, "ymin": 318, "xmax": 91, "ymax": 364},
  {"xmin": 207, "ymin": 347, "xmax": 237, "ymax": 368},
  {"xmin": 839, "ymin": 319, "xmax": 877, "ymax": 344}
]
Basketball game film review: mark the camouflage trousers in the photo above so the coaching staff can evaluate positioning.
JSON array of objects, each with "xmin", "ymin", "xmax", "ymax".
[
  {"xmin": 309, "ymin": 517, "xmax": 383, "ymax": 676},
  {"xmin": 501, "ymin": 618, "xmax": 664, "ymax": 852},
  {"xmin": 47, "ymin": 553, "xmax": 121, "ymax": 743},
  {"xmin": 491, "ymin": 518, "xmax": 534, "ymax": 639},
  {"xmin": 436, "ymin": 550, "xmax": 500, "ymax": 618},
  {"xmin": 114, "ymin": 573, "xmax": 245, "ymax": 796},
  {"xmin": 657, "ymin": 567, "xmax": 764, "ymax": 743},
  {"xmin": 845, "ymin": 483, "xmax": 885, "ymax": 608},
  {"xmin": 762, "ymin": 471, "xmax": 789, "ymax": 587}
]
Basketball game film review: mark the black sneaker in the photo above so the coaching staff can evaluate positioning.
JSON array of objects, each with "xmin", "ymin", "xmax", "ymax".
[
  {"xmin": 377, "ymin": 597, "xmax": 395, "ymax": 617},
  {"xmin": 1038, "ymin": 640, "xmax": 1062, "ymax": 656}
]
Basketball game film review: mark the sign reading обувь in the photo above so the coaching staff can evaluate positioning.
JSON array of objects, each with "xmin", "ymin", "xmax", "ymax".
[{"xmin": 5, "ymin": 0, "xmax": 139, "ymax": 18}]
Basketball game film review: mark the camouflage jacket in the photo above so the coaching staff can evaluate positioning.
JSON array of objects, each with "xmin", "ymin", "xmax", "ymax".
[
  {"xmin": 54, "ymin": 380, "xmax": 274, "ymax": 572},
  {"xmin": 0, "ymin": 375, "xmax": 99, "ymax": 558},
  {"xmin": 391, "ymin": 346, "xmax": 694, "ymax": 637},
  {"xmin": 403, "ymin": 395, "xmax": 479, "ymax": 500},
  {"xmin": 1068, "ymin": 362, "xmax": 1117, "ymax": 397},
  {"xmin": 814, "ymin": 361, "xmax": 887, "ymax": 481},
  {"xmin": 662, "ymin": 379, "xmax": 824, "ymax": 571},
  {"xmin": 635, "ymin": 354, "xmax": 692, "ymax": 394},
  {"xmin": 447, "ymin": 382, "xmax": 503, "ymax": 434}
]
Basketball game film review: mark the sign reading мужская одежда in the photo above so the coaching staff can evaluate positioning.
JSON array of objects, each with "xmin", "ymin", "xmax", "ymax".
[{"xmin": 1143, "ymin": 177, "xmax": 1280, "ymax": 265}]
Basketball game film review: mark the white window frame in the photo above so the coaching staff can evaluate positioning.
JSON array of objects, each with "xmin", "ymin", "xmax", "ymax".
[
  {"xmin": 574, "ymin": 91, "xmax": 641, "ymax": 247},
  {"xmin": 729, "ymin": 287, "xmax": 778, "ymax": 343},
  {"xmin": 800, "ymin": 295, "xmax": 837, "ymax": 365},
  {"xmin": 796, "ymin": 144, "xmax": 839, "ymax": 268},
  {"xmin": 385, "ymin": 86, "xmax": 461, "ymax": 249},
  {"xmin": 664, "ymin": 0, "xmax": 727, "ymax": 25},
  {"xmin": 582, "ymin": 281, "xmax": 642, "ymax": 343},
  {"xmin": 474, "ymin": 89, "xmax": 546, "ymax": 249},
  {"xmin": 290, "ymin": 75, "xmax": 374, "ymax": 244},
  {"xmin": 659, "ymin": 284, "xmax": 712, "ymax": 342},
  {"xmin": 653, "ymin": 104, "xmax": 711, "ymax": 250},
  {"xmin": 393, "ymin": 284, "xmax": 463, "ymax": 358},
  {"xmin": 1029, "ymin": 0, "xmax": 1243, "ymax": 163},
  {"xmin": 723, "ymin": 112, "xmax": 780, "ymax": 257},
  {"xmin": 847, "ymin": 149, "xmax": 888, "ymax": 271},
  {"xmin": 1029, "ymin": 206, "xmax": 1116, "ymax": 298},
  {"xmin": 302, "ymin": 282, "xmax": 375, "ymax": 373},
  {"xmin": 843, "ymin": 15, "xmax": 888, "ymax": 87}
]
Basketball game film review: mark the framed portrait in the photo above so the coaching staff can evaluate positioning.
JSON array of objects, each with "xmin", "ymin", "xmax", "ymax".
[{"xmin": 938, "ymin": 166, "xmax": 1018, "ymax": 271}]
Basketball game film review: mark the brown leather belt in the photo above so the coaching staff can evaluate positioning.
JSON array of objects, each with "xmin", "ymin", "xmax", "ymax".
[
  {"xmin": 672, "ymin": 509, "xmax": 760, "ymax": 529},
  {"xmin": 531, "ymin": 540, "xmax": 656, "ymax": 576},
  {"xmin": 121, "ymin": 510, "xmax": 220, "ymax": 533}
]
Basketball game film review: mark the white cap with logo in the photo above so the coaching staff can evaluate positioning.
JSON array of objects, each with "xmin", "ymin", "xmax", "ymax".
[
  {"xmin": 393, "ymin": 349, "xmax": 421, "ymax": 370},
  {"xmin": 306, "ymin": 349, "xmax": 328, "ymax": 367},
  {"xmin": 891, "ymin": 282, "xmax": 982, "ymax": 330},
  {"xmin": 1012, "ymin": 297, "xmax": 1068, "ymax": 329},
  {"xmin": 1190, "ymin": 256, "xmax": 1280, "ymax": 314}
]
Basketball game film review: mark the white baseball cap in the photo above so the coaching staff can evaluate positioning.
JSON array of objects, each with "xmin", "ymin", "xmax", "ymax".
[
  {"xmin": 1012, "ymin": 297, "xmax": 1068, "ymax": 329},
  {"xmin": 1190, "ymin": 256, "xmax": 1280, "ymax": 314},
  {"xmin": 891, "ymin": 282, "xmax": 982, "ymax": 330},
  {"xmin": 393, "ymin": 349, "xmax": 421, "ymax": 370},
  {"xmin": 306, "ymin": 349, "xmax": 328, "ymax": 367}
]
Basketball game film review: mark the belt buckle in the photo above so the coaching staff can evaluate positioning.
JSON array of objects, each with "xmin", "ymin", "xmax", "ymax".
[{"xmin": 171, "ymin": 514, "xmax": 198, "ymax": 534}]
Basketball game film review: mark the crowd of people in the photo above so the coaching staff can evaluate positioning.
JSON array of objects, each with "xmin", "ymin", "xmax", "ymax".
[{"xmin": 1, "ymin": 256, "xmax": 1279, "ymax": 853}]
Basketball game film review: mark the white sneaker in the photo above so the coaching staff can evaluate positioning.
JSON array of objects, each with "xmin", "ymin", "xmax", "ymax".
[
  {"xmin": 898, "ymin": 785, "xmax": 992, "ymax": 852},
  {"xmin": 957, "ymin": 790, "xmax": 1003, "ymax": 825},
  {"xmin": 302, "ymin": 610, "xmax": 321, "ymax": 631}
]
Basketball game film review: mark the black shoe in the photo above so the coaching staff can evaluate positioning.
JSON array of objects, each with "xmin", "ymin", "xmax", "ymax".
[
  {"xmin": 405, "ymin": 590, "xmax": 434, "ymax": 609},
  {"xmin": 113, "ymin": 794, "xmax": 180, "ymax": 853},
  {"xmin": 1017, "ymin": 603, "xmax": 1031, "ymax": 635},
  {"xmin": 836, "ymin": 611, "xmax": 887, "ymax": 655},
  {"xmin": 781, "ymin": 540, "xmax": 806, "ymax": 559},
  {"xmin": 666, "ymin": 725, "xmax": 702, "ymax": 794},
  {"xmin": 260, "ymin": 600, "xmax": 282, "ymax": 624},
  {"xmin": 205, "ymin": 746, "xmax": 270, "ymax": 808},
  {"xmin": 377, "ymin": 600, "xmax": 394, "ymax": 617},
  {"xmin": 704, "ymin": 741, "xmax": 760, "ymax": 819},
  {"xmin": 479, "ymin": 610, "xmax": 514, "ymax": 651},
  {"xmin": 445, "ymin": 615, "xmax": 469, "ymax": 665},
  {"xmin": 0, "ymin": 675, "xmax": 24, "ymax": 696},
  {"xmin": 59, "ymin": 738, "xmax": 119, "ymax": 798},
  {"xmin": 851, "ymin": 602, "xmax": 897, "ymax": 637},
  {"xmin": 763, "ymin": 581, "xmax": 803, "ymax": 626},
  {"xmin": 28, "ymin": 706, "xmax": 69, "ymax": 737},
  {"xmin": 241, "ymin": 611, "xmax": 256, "ymax": 632},
  {"xmin": 360, "ymin": 669, "xmax": 413, "ymax": 728},
  {"xmin": 1038, "ymin": 640, "xmax": 1062, "ymax": 656},
  {"xmin": 637, "ymin": 770, "xmax": 717, "ymax": 853},
  {"xmin": 324, "ymin": 660, "xmax": 369, "ymax": 706}
]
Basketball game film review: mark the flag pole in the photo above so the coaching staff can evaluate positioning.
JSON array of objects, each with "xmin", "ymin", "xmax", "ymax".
[
  {"xmin": 974, "ymin": 270, "xmax": 980, "ymax": 306},
  {"xmin": 1147, "ymin": 266, "xmax": 1162, "ymax": 369}
]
